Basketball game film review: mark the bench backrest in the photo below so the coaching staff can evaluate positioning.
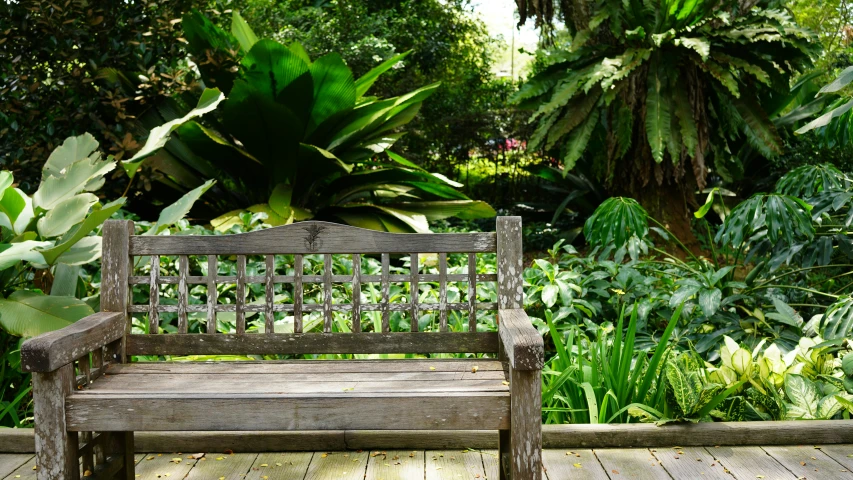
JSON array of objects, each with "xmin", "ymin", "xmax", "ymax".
[{"xmin": 103, "ymin": 217, "xmax": 523, "ymax": 358}]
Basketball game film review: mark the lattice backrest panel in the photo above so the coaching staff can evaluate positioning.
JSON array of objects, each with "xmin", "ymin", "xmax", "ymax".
[{"xmin": 123, "ymin": 221, "xmax": 502, "ymax": 355}]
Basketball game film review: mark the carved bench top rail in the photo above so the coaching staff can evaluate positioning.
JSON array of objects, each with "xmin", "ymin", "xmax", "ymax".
[{"xmin": 128, "ymin": 221, "xmax": 497, "ymax": 255}]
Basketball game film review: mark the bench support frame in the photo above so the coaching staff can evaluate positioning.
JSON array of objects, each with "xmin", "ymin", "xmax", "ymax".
[{"xmin": 25, "ymin": 217, "xmax": 543, "ymax": 479}]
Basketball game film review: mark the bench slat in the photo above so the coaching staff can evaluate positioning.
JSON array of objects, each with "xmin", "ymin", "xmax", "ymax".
[
  {"xmin": 352, "ymin": 254, "xmax": 361, "ymax": 333},
  {"xmin": 410, "ymin": 253, "xmax": 419, "ymax": 332},
  {"xmin": 106, "ymin": 359, "xmax": 505, "ymax": 374},
  {"xmin": 126, "ymin": 332, "xmax": 499, "ymax": 356},
  {"xmin": 207, "ymin": 255, "xmax": 217, "ymax": 333},
  {"xmin": 236, "ymin": 254, "xmax": 246, "ymax": 335},
  {"xmin": 149, "ymin": 255, "xmax": 159, "ymax": 334},
  {"xmin": 66, "ymin": 392, "xmax": 510, "ymax": 431},
  {"xmin": 128, "ymin": 221, "xmax": 496, "ymax": 255}
]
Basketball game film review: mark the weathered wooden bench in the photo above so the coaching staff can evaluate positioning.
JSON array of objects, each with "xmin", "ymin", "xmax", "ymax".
[{"xmin": 22, "ymin": 217, "xmax": 542, "ymax": 479}]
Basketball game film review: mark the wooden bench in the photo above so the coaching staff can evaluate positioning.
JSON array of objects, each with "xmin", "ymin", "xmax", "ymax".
[{"xmin": 22, "ymin": 217, "xmax": 543, "ymax": 479}]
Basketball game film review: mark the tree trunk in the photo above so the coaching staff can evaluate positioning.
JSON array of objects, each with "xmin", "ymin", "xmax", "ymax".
[{"xmin": 630, "ymin": 181, "xmax": 702, "ymax": 257}]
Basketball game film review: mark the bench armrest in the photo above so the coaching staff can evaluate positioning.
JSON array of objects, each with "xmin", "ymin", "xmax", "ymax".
[
  {"xmin": 499, "ymin": 309, "xmax": 544, "ymax": 371},
  {"xmin": 21, "ymin": 311, "xmax": 125, "ymax": 373}
]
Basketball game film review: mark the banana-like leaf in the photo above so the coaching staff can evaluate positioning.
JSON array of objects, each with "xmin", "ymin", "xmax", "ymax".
[
  {"xmin": 231, "ymin": 10, "xmax": 258, "ymax": 52},
  {"xmin": 818, "ymin": 65, "xmax": 853, "ymax": 95},
  {"xmin": 144, "ymin": 180, "xmax": 215, "ymax": 236},
  {"xmin": 42, "ymin": 133, "xmax": 100, "ymax": 178},
  {"xmin": 55, "ymin": 236, "xmax": 102, "ymax": 266},
  {"xmin": 0, "ymin": 241, "xmax": 52, "ymax": 270},
  {"xmin": 0, "ymin": 172, "xmax": 12, "ymax": 196},
  {"xmin": 335, "ymin": 204, "xmax": 429, "ymax": 233},
  {"xmin": 123, "ymin": 88, "xmax": 225, "ymax": 176},
  {"xmin": 354, "ymin": 51, "xmax": 411, "ymax": 98},
  {"xmin": 269, "ymin": 183, "xmax": 293, "ymax": 218},
  {"xmin": 38, "ymin": 198, "xmax": 126, "ymax": 265},
  {"xmin": 50, "ymin": 263, "xmax": 81, "ymax": 296},
  {"xmin": 795, "ymin": 99, "xmax": 853, "ymax": 135},
  {"xmin": 0, "ymin": 290, "xmax": 93, "ymax": 338},
  {"xmin": 34, "ymin": 152, "xmax": 114, "ymax": 211},
  {"xmin": 36, "ymin": 193, "xmax": 98, "ymax": 239},
  {"xmin": 0, "ymin": 187, "xmax": 34, "ymax": 236}
]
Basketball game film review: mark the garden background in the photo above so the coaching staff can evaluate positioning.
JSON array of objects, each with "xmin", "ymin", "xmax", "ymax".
[{"xmin": 1, "ymin": 0, "xmax": 853, "ymax": 427}]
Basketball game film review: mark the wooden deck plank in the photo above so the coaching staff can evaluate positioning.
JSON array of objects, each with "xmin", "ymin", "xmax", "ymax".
[
  {"xmin": 184, "ymin": 453, "xmax": 258, "ymax": 479},
  {"xmin": 425, "ymin": 450, "xmax": 487, "ymax": 480},
  {"xmin": 481, "ymin": 449, "xmax": 501, "ymax": 479},
  {"xmin": 0, "ymin": 455, "xmax": 31, "ymax": 478},
  {"xmin": 245, "ymin": 452, "xmax": 313, "ymax": 479},
  {"xmin": 651, "ymin": 447, "xmax": 733, "ymax": 479},
  {"xmin": 304, "ymin": 451, "xmax": 368, "ymax": 480},
  {"xmin": 542, "ymin": 449, "xmax": 608, "ymax": 480},
  {"xmin": 3, "ymin": 455, "xmax": 37, "ymax": 480},
  {"xmin": 815, "ymin": 445, "xmax": 853, "ymax": 472},
  {"xmin": 705, "ymin": 446, "xmax": 797, "ymax": 480},
  {"xmin": 593, "ymin": 448, "xmax": 672, "ymax": 480},
  {"xmin": 365, "ymin": 450, "xmax": 424, "ymax": 480},
  {"xmin": 134, "ymin": 452, "xmax": 201, "ymax": 479},
  {"xmin": 763, "ymin": 445, "xmax": 853, "ymax": 479}
]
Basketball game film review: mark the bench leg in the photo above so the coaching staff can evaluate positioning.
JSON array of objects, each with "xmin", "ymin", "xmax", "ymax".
[
  {"xmin": 114, "ymin": 432, "xmax": 135, "ymax": 479},
  {"xmin": 502, "ymin": 367, "xmax": 542, "ymax": 479},
  {"xmin": 33, "ymin": 365, "xmax": 80, "ymax": 480}
]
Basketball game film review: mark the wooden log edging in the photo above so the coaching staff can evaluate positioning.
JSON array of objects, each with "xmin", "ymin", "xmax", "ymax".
[{"xmin": 2, "ymin": 421, "xmax": 852, "ymax": 453}]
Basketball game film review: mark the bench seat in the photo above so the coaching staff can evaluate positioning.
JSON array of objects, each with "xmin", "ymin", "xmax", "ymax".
[{"xmin": 66, "ymin": 360, "xmax": 511, "ymax": 432}]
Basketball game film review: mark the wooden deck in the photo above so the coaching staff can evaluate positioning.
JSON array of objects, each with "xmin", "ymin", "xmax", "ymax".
[{"xmin": 1, "ymin": 445, "xmax": 852, "ymax": 479}]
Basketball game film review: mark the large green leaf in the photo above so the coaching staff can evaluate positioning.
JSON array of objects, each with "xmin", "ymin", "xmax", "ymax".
[
  {"xmin": 37, "ymin": 198, "xmax": 126, "ymax": 265},
  {"xmin": 784, "ymin": 374, "xmax": 820, "ymax": 419},
  {"xmin": 55, "ymin": 236, "xmax": 102, "ymax": 266},
  {"xmin": 584, "ymin": 197, "xmax": 649, "ymax": 250},
  {"xmin": 243, "ymin": 39, "xmax": 313, "ymax": 122},
  {"xmin": 354, "ymin": 51, "xmax": 411, "ymax": 98},
  {"xmin": 665, "ymin": 356, "xmax": 699, "ymax": 415},
  {"xmin": 0, "ymin": 241, "xmax": 52, "ymax": 270},
  {"xmin": 42, "ymin": 133, "xmax": 100, "ymax": 178},
  {"xmin": 645, "ymin": 66, "xmax": 671, "ymax": 163},
  {"xmin": 144, "ymin": 180, "xmax": 215, "ymax": 236},
  {"xmin": 223, "ymin": 80, "xmax": 303, "ymax": 183},
  {"xmin": 123, "ymin": 88, "xmax": 225, "ymax": 175},
  {"xmin": 34, "ymin": 153, "xmax": 115, "ymax": 211},
  {"xmin": 308, "ymin": 53, "xmax": 356, "ymax": 131},
  {"xmin": 817, "ymin": 65, "xmax": 853, "ymax": 95},
  {"xmin": 0, "ymin": 187, "xmax": 34, "ymax": 236},
  {"xmin": 36, "ymin": 193, "xmax": 98, "ymax": 239},
  {"xmin": 231, "ymin": 10, "xmax": 258, "ymax": 52},
  {"xmin": 0, "ymin": 290, "xmax": 93, "ymax": 338}
]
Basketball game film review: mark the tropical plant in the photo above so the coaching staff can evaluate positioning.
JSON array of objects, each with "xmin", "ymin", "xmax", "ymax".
[
  {"xmin": 512, "ymin": 0, "xmax": 816, "ymax": 240},
  {"xmin": 541, "ymin": 304, "xmax": 682, "ymax": 424},
  {"xmin": 793, "ymin": 65, "xmax": 853, "ymax": 146},
  {"xmin": 0, "ymin": 133, "xmax": 213, "ymax": 341},
  {"xmin": 124, "ymin": 10, "xmax": 494, "ymax": 232}
]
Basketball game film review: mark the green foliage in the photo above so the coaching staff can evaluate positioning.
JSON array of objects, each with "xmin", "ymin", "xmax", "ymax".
[
  {"xmin": 129, "ymin": 11, "xmax": 493, "ymax": 232},
  {"xmin": 0, "ymin": 0, "xmax": 206, "ymax": 192},
  {"xmin": 237, "ymin": 0, "xmax": 517, "ymax": 171},
  {"xmin": 514, "ymin": 0, "xmax": 816, "ymax": 224},
  {"xmin": 0, "ymin": 133, "xmax": 212, "ymax": 427},
  {"xmin": 583, "ymin": 198, "xmax": 649, "ymax": 260},
  {"xmin": 794, "ymin": 66, "xmax": 853, "ymax": 147}
]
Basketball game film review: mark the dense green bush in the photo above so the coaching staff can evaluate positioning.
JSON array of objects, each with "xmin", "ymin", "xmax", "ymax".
[
  {"xmin": 0, "ymin": 0, "xmax": 210, "ymax": 193},
  {"xmin": 125, "ymin": 10, "xmax": 494, "ymax": 232}
]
